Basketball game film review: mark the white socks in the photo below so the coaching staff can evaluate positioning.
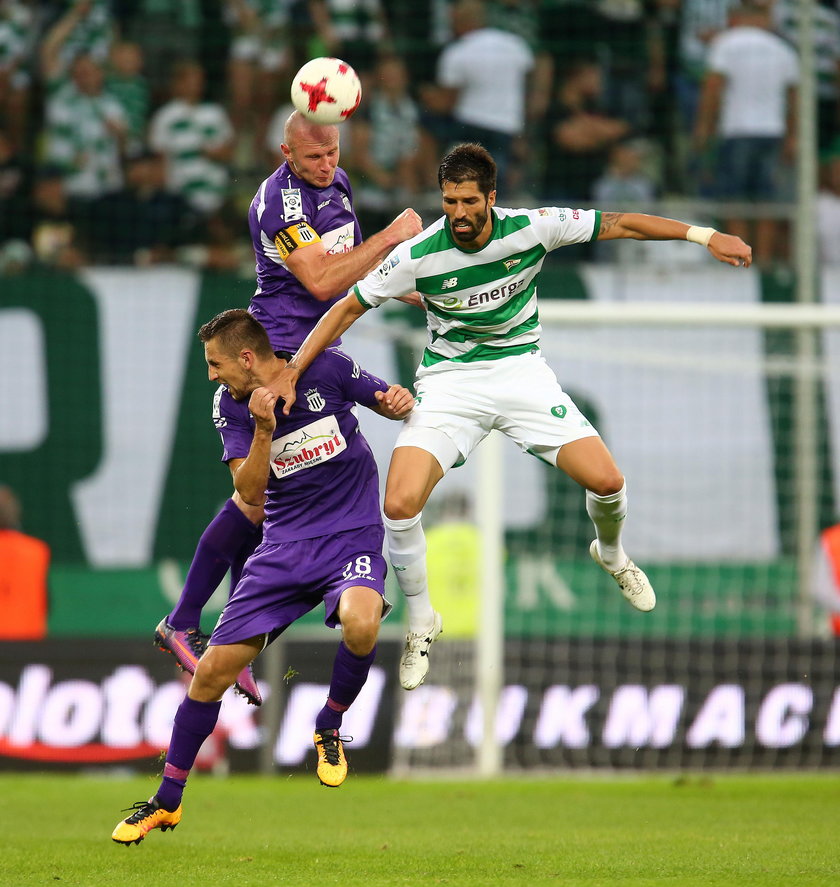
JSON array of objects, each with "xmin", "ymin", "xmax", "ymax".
[
  {"xmin": 384, "ymin": 513, "xmax": 435, "ymax": 634},
  {"xmin": 585, "ymin": 483, "xmax": 628, "ymax": 571}
]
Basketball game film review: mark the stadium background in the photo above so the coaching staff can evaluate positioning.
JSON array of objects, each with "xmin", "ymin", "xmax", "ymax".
[{"xmin": 2, "ymin": 0, "xmax": 840, "ymax": 776}]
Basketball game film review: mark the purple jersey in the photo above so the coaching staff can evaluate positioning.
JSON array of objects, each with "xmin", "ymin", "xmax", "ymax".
[
  {"xmin": 212, "ymin": 348, "xmax": 386, "ymax": 544},
  {"xmin": 247, "ymin": 162, "xmax": 362, "ymax": 351}
]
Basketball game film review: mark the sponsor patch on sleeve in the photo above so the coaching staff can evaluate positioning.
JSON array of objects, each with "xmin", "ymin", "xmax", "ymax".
[
  {"xmin": 212, "ymin": 385, "xmax": 227, "ymax": 428},
  {"xmin": 274, "ymin": 222, "xmax": 321, "ymax": 260},
  {"xmin": 373, "ymin": 254, "xmax": 400, "ymax": 282},
  {"xmin": 281, "ymin": 187, "xmax": 303, "ymax": 220}
]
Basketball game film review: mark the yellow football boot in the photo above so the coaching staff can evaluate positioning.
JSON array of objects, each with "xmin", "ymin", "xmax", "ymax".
[
  {"xmin": 314, "ymin": 729, "xmax": 349, "ymax": 787},
  {"xmin": 111, "ymin": 797, "xmax": 182, "ymax": 845}
]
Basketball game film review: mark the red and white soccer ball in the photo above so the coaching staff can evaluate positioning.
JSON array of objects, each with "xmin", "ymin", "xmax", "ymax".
[{"xmin": 290, "ymin": 57, "xmax": 362, "ymax": 125}]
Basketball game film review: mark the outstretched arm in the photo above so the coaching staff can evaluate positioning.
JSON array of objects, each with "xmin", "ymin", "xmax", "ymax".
[
  {"xmin": 273, "ymin": 293, "xmax": 368, "ymax": 413},
  {"xmin": 40, "ymin": 0, "xmax": 92, "ymax": 80},
  {"xmin": 595, "ymin": 212, "xmax": 752, "ymax": 267}
]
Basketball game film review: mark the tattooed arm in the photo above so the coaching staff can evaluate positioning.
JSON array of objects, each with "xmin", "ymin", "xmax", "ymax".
[{"xmin": 595, "ymin": 212, "xmax": 752, "ymax": 268}]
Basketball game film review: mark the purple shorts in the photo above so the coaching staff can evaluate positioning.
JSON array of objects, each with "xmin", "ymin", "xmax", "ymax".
[{"xmin": 209, "ymin": 523, "xmax": 389, "ymax": 646}]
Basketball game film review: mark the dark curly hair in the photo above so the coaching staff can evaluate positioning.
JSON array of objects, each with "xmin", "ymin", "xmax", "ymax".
[{"xmin": 437, "ymin": 143, "xmax": 497, "ymax": 196}]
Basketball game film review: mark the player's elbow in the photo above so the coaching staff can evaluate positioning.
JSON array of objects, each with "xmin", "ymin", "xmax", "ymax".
[
  {"xmin": 292, "ymin": 264, "xmax": 334, "ymax": 301},
  {"xmin": 234, "ymin": 482, "xmax": 266, "ymax": 508},
  {"xmin": 308, "ymin": 282, "xmax": 337, "ymax": 301}
]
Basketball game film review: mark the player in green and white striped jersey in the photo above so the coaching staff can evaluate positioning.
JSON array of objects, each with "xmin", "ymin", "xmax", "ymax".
[
  {"xmin": 276, "ymin": 143, "xmax": 754, "ymax": 690},
  {"xmin": 360, "ymin": 204, "xmax": 591, "ymax": 373},
  {"xmin": 43, "ymin": 54, "xmax": 127, "ymax": 200},
  {"xmin": 148, "ymin": 61, "xmax": 234, "ymax": 215}
]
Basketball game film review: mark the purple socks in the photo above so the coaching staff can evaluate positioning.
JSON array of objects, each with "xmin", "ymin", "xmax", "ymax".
[
  {"xmin": 156, "ymin": 696, "xmax": 222, "ymax": 811},
  {"xmin": 168, "ymin": 498, "xmax": 261, "ymax": 629},
  {"xmin": 315, "ymin": 642, "xmax": 376, "ymax": 732}
]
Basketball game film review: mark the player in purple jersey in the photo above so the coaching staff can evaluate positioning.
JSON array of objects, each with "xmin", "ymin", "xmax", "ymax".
[
  {"xmin": 248, "ymin": 112, "xmax": 421, "ymax": 351},
  {"xmin": 153, "ymin": 111, "xmax": 423, "ymax": 703},
  {"xmin": 112, "ymin": 309, "xmax": 413, "ymax": 845}
]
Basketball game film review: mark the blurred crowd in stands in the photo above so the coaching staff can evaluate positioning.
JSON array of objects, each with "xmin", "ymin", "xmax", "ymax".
[{"xmin": 0, "ymin": 0, "xmax": 838, "ymax": 273}]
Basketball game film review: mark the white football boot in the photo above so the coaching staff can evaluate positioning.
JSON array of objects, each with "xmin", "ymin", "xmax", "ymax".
[
  {"xmin": 590, "ymin": 541, "xmax": 656, "ymax": 612},
  {"xmin": 399, "ymin": 611, "xmax": 443, "ymax": 690}
]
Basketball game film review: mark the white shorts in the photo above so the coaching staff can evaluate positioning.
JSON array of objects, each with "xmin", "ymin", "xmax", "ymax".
[{"xmin": 395, "ymin": 351, "xmax": 600, "ymax": 473}]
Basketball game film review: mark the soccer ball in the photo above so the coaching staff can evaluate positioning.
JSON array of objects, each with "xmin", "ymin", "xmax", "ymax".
[{"xmin": 290, "ymin": 57, "xmax": 362, "ymax": 125}]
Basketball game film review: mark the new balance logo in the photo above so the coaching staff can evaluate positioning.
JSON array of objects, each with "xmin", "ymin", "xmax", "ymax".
[{"xmin": 441, "ymin": 277, "xmax": 458, "ymax": 289}]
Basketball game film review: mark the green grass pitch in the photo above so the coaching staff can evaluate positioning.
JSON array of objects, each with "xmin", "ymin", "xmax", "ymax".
[{"xmin": 3, "ymin": 773, "xmax": 838, "ymax": 886}]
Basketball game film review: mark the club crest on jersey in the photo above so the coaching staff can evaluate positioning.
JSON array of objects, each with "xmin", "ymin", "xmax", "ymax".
[
  {"xmin": 282, "ymin": 188, "xmax": 303, "ymax": 220},
  {"xmin": 503, "ymin": 258, "xmax": 521, "ymax": 272},
  {"xmin": 304, "ymin": 388, "xmax": 325, "ymax": 411},
  {"xmin": 342, "ymin": 195, "xmax": 351, "ymax": 212}
]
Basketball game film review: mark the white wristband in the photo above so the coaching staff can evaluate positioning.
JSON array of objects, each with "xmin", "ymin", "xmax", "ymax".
[{"xmin": 686, "ymin": 226, "xmax": 716, "ymax": 247}]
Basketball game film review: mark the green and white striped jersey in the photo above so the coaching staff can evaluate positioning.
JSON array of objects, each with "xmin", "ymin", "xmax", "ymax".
[
  {"xmin": 354, "ymin": 206, "xmax": 600, "ymax": 374},
  {"xmin": 148, "ymin": 99, "xmax": 234, "ymax": 213},
  {"xmin": 44, "ymin": 80, "xmax": 127, "ymax": 199}
]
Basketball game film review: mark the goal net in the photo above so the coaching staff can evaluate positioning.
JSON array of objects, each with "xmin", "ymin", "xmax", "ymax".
[{"xmin": 344, "ymin": 263, "xmax": 840, "ymax": 774}]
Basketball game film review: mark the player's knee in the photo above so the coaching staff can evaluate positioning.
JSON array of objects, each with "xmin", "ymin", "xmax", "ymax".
[
  {"xmin": 192, "ymin": 654, "xmax": 235, "ymax": 701},
  {"xmin": 341, "ymin": 613, "xmax": 380, "ymax": 656},
  {"xmin": 383, "ymin": 491, "xmax": 422, "ymax": 522},
  {"xmin": 343, "ymin": 628, "xmax": 378, "ymax": 657},
  {"xmin": 589, "ymin": 470, "xmax": 625, "ymax": 498}
]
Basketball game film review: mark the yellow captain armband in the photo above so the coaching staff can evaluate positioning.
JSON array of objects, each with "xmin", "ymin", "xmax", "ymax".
[{"xmin": 274, "ymin": 222, "xmax": 321, "ymax": 260}]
